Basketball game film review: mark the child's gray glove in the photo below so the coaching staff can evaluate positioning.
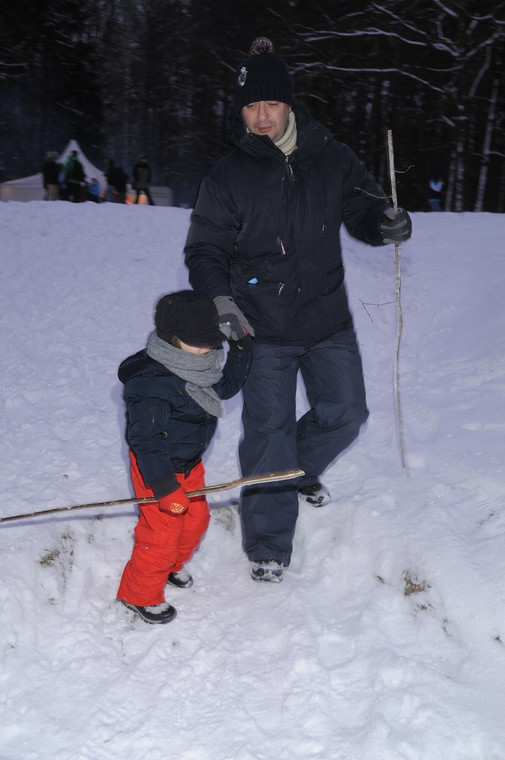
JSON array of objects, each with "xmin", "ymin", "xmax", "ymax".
[
  {"xmin": 213, "ymin": 296, "xmax": 255, "ymax": 341},
  {"xmin": 380, "ymin": 207, "xmax": 412, "ymax": 244}
]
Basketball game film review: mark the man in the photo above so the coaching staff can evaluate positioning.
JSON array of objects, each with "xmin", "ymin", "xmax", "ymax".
[
  {"xmin": 104, "ymin": 159, "xmax": 118, "ymax": 202},
  {"xmin": 184, "ymin": 37, "xmax": 412, "ymax": 583},
  {"xmin": 132, "ymin": 155, "xmax": 155, "ymax": 205},
  {"xmin": 63, "ymin": 150, "xmax": 85, "ymax": 202},
  {"xmin": 428, "ymin": 177, "xmax": 444, "ymax": 211},
  {"xmin": 41, "ymin": 151, "xmax": 61, "ymax": 201}
]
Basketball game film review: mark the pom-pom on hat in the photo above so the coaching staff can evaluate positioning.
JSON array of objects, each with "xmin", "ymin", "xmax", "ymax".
[
  {"xmin": 234, "ymin": 37, "xmax": 294, "ymax": 110},
  {"xmin": 155, "ymin": 291, "xmax": 226, "ymax": 348}
]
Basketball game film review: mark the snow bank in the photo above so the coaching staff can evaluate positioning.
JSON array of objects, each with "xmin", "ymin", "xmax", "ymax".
[{"xmin": 1, "ymin": 202, "xmax": 504, "ymax": 759}]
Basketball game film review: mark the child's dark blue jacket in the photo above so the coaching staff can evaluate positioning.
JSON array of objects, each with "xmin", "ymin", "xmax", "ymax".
[{"xmin": 118, "ymin": 344, "xmax": 252, "ymax": 499}]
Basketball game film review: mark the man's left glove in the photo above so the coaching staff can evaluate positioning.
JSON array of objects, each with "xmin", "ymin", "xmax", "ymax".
[
  {"xmin": 380, "ymin": 207, "xmax": 412, "ymax": 244},
  {"xmin": 213, "ymin": 296, "xmax": 255, "ymax": 341}
]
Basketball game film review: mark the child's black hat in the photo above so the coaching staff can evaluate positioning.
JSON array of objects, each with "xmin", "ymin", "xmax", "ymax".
[{"xmin": 155, "ymin": 291, "xmax": 226, "ymax": 348}]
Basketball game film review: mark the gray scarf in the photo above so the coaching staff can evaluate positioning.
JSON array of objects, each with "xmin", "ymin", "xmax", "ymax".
[{"xmin": 147, "ymin": 331, "xmax": 224, "ymax": 418}]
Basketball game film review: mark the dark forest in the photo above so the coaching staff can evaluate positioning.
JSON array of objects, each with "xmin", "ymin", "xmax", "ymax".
[{"xmin": 1, "ymin": 0, "xmax": 504, "ymax": 211}]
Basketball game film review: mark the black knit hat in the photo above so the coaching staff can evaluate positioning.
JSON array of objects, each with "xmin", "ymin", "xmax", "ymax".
[
  {"xmin": 155, "ymin": 291, "xmax": 226, "ymax": 348},
  {"xmin": 234, "ymin": 37, "xmax": 294, "ymax": 110}
]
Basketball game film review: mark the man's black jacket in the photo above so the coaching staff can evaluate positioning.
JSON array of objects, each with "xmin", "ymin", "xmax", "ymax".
[{"xmin": 185, "ymin": 101, "xmax": 390, "ymax": 348}]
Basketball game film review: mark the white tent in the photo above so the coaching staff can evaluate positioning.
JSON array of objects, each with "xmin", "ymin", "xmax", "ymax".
[{"xmin": 0, "ymin": 139, "xmax": 107, "ymax": 202}]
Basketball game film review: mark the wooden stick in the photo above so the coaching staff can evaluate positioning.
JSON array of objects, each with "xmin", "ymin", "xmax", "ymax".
[
  {"xmin": 0, "ymin": 469, "xmax": 305, "ymax": 524},
  {"xmin": 387, "ymin": 129, "xmax": 408, "ymax": 476}
]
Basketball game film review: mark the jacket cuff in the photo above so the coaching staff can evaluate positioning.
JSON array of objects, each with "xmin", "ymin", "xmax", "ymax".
[
  {"xmin": 228, "ymin": 334, "xmax": 253, "ymax": 352},
  {"xmin": 362, "ymin": 203, "xmax": 391, "ymax": 246},
  {"xmin": 151, "ymin": 474, "xmax": 179, "ymax": 500}
]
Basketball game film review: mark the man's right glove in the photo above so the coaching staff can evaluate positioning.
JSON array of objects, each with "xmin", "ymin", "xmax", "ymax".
[
  {"xmin": 213, "ymin": 296, "xmax": 255, "ymax": 341},
  {"xmin": 380, "ymin": 207, "xmax": 412, "ymax": 244}
]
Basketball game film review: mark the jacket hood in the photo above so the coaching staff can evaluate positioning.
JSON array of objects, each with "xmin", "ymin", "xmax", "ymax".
[{"xmin": 118, "ymin": 350, "xmax": 162, "ymax": 385}]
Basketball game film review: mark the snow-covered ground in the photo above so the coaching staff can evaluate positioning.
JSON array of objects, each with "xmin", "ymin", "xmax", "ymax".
[{"xmin": 0, "ymin": 201, "xmax": 504, "ymax": 760}]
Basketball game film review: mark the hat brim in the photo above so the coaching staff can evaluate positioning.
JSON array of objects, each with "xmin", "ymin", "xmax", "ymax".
[{"xmin": 179, "ymin": 327, "xmax": 227, "ymax": 349}]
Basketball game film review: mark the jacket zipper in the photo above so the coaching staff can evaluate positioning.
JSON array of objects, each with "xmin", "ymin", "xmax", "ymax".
[{"xmin": 276, "ymin": 236, "xmax": 286, "ymax": 295}]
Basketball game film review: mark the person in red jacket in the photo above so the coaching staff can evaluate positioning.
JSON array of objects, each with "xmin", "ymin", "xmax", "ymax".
[{"xmin": 117, "ymin": 291, "xmax": 252, "ymax": 624}]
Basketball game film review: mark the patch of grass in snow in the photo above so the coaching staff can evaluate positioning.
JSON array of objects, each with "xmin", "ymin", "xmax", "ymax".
[
  {"xmin": 38, "ymin": 531, "xmax": 74, "ymax": 568},
  {"xmin": 38, "ymin": 548, "xmax": 61, "ymax": 567},
  {"xmin": 402, "ymin": 570, "xmax": 430, "ymax": 596},
  {"xmin": 402, "ymin": 570, "xmax": 433, "ymax": 612}
]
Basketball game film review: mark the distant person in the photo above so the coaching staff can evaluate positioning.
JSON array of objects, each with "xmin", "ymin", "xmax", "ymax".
[
  {"xmin": 63, "ymin": 150, "xmax": 85, "ymax": 202},
  {"xmin": 132, "ymin": 155, "xmax": 155, "ymax": 205},
  {"xmin": 113, "ymin": 167, "xmax": 129, "ymax": 203},
  {"xmin": 86, "ymin": 178, "xmax": 101, "ymax": 203},
  {"xmin": 41, "ymin": 152, "xmax": 61, "ymax": 201},
  {"xmin": 104, "ymin": 159, "xmax": 117, "ymax": 202},
  {"xmin": 428, "ymin": 177, "xmax": 444, "ymax": 211},
  {"xmin": 116, "ymin": 291, "xmax": 252, "ymax": 624}
]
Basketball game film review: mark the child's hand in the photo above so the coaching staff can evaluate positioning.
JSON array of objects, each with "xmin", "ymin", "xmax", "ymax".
[{"xmin": 159, "ymin": 486, "xmax": 190, "ymax": 515}]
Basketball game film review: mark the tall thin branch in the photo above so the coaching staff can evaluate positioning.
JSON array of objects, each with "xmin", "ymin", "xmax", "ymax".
[{"xmin": 387, "ymin": 129, "xmax": 408, "ymax": 475}]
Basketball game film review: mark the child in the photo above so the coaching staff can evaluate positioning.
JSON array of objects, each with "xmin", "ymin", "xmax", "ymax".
[{"xmin": 117, "ymin": 290, "xmax": 252, "ymax": 624}]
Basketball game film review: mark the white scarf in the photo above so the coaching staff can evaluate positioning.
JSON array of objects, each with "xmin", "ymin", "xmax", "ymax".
[{"xmin": 275, "ymin": 111, "xmax": 297, "ymax": 156}]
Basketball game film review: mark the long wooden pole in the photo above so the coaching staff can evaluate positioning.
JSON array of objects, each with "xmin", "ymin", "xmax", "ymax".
[
  {"xmin": 387, "ymin": 129, "xmax": 408, "ymax": 475},
  {"xmin": 0, "ymin": 469, "xmax": 305, "ymax": 524}
]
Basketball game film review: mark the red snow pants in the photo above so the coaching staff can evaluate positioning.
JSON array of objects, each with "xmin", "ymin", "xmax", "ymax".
[{"xmin": 117, "ymin": 452, "xmax": 210, "ymax": 606}]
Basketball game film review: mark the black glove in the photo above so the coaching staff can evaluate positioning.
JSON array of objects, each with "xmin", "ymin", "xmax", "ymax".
[
  {"xmin": 228, "ymin": 334, "xmax": 253, "ymax": 352},
  {"xmin": 213, "ymin": 296, "xmax": 255, "ymax": 341},
  {"xmin": 380, "ymin": 207, "xmax": 412, "ymax": 244}
]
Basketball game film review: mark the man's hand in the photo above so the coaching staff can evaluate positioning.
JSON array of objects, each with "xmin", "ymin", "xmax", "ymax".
[
  {"xmin": 380, "ymin": 207, "xmax": 412, "ymax": 244},
  {"xmin": 213, "ymin": 296, "xmax": 255, "ymax": 341}
]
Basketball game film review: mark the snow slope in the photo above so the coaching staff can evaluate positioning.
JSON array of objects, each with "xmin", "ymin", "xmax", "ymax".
[{"xmin": 0, "ymin": 202, "xmax": 504, "ymax": 760}]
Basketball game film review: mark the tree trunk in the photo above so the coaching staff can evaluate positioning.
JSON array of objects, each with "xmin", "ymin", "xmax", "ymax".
[{"xmin": 474, "ymin": 73, "xmax": 499, "ymax": 212}]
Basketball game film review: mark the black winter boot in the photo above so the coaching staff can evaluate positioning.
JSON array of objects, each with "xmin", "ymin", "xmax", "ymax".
[
  {"xmin": 120, "ymin": 600, "xmax": 177, "ymax": 624},
  {"xmin": 250, "ymin": 560, "xmax": 283, "ymax": 583},
  {"xmin": 167, "ymin": 569, "xmax": 194, "ymax": 588},
  {"xmin": 298, "ymin": 482, "xmax": 330, "ymax": 507}
]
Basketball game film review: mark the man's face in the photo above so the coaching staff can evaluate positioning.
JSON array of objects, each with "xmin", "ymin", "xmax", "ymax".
[{"xmin": 241, "ymin": 101, "xmax": 291, "ymax": 143}]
